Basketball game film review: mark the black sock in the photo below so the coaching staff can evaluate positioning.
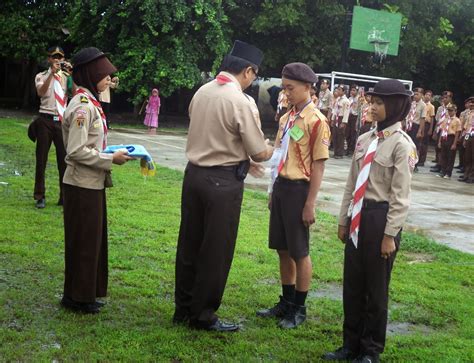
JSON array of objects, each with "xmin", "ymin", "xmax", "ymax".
[
  {"xmin": 282, "ymin": 284, "xmax": 295, "ymax": 302},
  {"xmin": 295, "ymin": 290, "xmax": 308, "ymax": 306}
]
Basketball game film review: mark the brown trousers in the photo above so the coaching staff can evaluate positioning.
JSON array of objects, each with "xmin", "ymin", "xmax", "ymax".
[
  {"xmin": 34, "ymin": 115, "xmax": 66, "ymax": 200},
  {"xmin": 418, "ymin": 123, "xmax": 431, "ymax": 165},
  {"xmin": 439, "ymin": 135, "xmax": 457, "ymax": 176},
  {"xmin": 343, "ymin": 202, "xmax": 400, "ymax": 357},
  {"xmin": 63, "ymin": 184, "xmax": 108, "ymax": 303},
  {"xmin": 333, "ymin": 117, "xmax": 346, "ymax": 157},
  {"xmin": 346, "ymin": 114, "xmax": 358, "ymax": 155},
  {"xmin": 463, "ymin": 136, "xmax": 474, "ymax": 180},
  {"xmin": 175, "ymin": 163, "xmax": 244, "ymax": 327}
]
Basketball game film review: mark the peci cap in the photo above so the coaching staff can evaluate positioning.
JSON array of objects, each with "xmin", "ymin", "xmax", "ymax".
[
  {"xmin": 48, "ymin": 46, "xmax": 64, "ymax": 57},
  {"xmin": 228, "ymin": 40, "xmax": 264, "ymax": 68},
  {"xmin": 366, "ymin": 79, "xmax": 413, "ymax": 97},
  {"xmin": 282, "ymin": 62, "xmax": 318, "ymax": 84}
]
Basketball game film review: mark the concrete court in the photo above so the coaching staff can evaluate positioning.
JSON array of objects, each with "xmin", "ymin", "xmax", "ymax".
[{"xmin": 109, "ymin": 128, "xmax": 474, "ymax": 255}]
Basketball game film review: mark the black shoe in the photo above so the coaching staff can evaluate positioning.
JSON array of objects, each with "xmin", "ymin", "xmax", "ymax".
[
  {"xmin": 456, "ymin": 169, "xmax": 464, "ymax": 174},
  {"xmin": 454, "ymin": 165, "xmax": 462, "ymax": 169},
  {"xmin": 256, "ymin": 296, "xmax": 291, "ymax": 318},
  {"xmin": 57, "ymin": 198, "xmax": 63, "ymax": 206},
  {"xmin": 192, "ymin": 319, "xmax": 240, "ymax": 332},
  {"xmin": 458, "ymin": 177, "xmax": 467, "ymax": 182},
  {"xmin": 278, "ymin": 303, "xmax": 306, "ymax": 329},
  {"xmin": 322, "ymin": 347, "xmax": 358, "ymax": 361},
  {"xmin": 436, "ymin": 173, "xmax": 445, "ymax": 178},
  {"xmin": 172, "ymin": 310, "xmax": 190, "ymax": 325},
  {"xmin": 414, "ymin": 166, "xmax": 419, "ymax": 173},
  {"xmin": 466, "ymin": 179, "xmax": 474, "ymax": 184},
  {"xmin": 430, "ymin": 167, "xmax": 440, "ymax": 173},
  {"xmin": 35, "ymin": 199, "xmax": 45, "ymax": 209},
  {"xmin": 95, "ymin": 300, "xmax": 106, "ymax": 308},
  {"xmin": 60, "ymin": 296, "xmax": 100, "ymax": 314},
  {"xmin": 334, "ymin": 155, "xmax": 343, "ymax": 159},
  {"xmin": 353, "ymin": 354, "xmax": 380, "ymax": 363},
  {"xmin": 417, "ymin": 162, "xmax": 424, "ymax": 167}
]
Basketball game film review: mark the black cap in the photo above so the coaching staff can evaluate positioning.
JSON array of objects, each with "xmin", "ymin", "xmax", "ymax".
[
  {"xmin": 282, "ymin": 62, "xmax": 318, "ymax": 84},
  {"xmin": 229, "ymin": 40, "xmax": 264, "ymax": 68},
  {"xmin": 72, "ymin": 47, "xmax": 107, "ymax": 68},
  {"xmin": 48, "ymin": 46, "xmax": 64, "ymax": 57},
  {"xmin": 366, "ymin": 79, "xmax": 413, "ymax": 97}
]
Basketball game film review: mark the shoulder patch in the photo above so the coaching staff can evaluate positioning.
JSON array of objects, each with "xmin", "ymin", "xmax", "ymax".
[{"xmin": 80, "ymin": 96, "xmax": 89, "ymax": 104}]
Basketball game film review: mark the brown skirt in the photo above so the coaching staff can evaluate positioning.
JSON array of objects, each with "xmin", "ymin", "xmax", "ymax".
[{"xmin": 63, "ymin": 183, "xmax": 108, "ymax": 303}]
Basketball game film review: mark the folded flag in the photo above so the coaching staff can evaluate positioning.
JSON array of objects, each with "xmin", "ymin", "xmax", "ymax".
[{"xmin": 103, "ymin": 144, "xmax": 156, "ymax": 176}]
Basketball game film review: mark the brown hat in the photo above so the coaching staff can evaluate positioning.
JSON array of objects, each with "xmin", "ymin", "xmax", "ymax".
[
  {"xmin": 366, "ymin": 79, "xmax": 413, "ymax": 97},
  {"xmin": 282, "ymin": 62, "xmax": 318, "ymax": 84},
  {"xmin": 465, "ymin": 96, "xmax": 474, "ymax": 103},
  {"xmin": 48, "ymin": 46, "xmax": 64, "ymax": 57},
  {"xmin": 446, "ymin": 103, "xmax": 457, "ymax": 110}
]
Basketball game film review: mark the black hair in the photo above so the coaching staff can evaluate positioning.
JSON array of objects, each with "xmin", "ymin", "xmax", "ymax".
[{"xmin": 219, "ymin": 55, "xmax": 256, "ymax": 75}]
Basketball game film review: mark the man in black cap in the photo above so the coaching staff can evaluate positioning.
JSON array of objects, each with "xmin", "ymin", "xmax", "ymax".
[
  {"xmin": 257, "ymin": 62, "xmax": 330, "ymax": 329},
  {"xmin": 31, "ymin": 46, "xmax": 68, "ymax": 208},
  {"xmin": 174, "ymin": 40, "xmax": 273, "ymax": 332},
  {"xmin": 324, "ymin": 79, "xmax": 417, "ymax": 363}
]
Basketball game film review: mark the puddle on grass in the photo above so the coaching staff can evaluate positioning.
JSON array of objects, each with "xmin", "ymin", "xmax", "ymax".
[
  {"xmin": 387, "ymin": 322, "xmax": 434, "ymax": 336},
  {"xmin": 309, "ymin": 283, "xmax": 342, "ymax": 301},
  {"xmin": 404, "ymin": 252, "xmax": 436, "ymax": 265}
]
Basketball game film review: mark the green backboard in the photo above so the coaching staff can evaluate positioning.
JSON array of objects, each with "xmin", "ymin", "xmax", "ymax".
[{"xmin": 349, "ymin": 6, "xmax": 402, "ymax": 56}]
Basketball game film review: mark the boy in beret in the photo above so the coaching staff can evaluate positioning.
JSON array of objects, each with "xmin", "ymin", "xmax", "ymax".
[
  {"xmin": 437, "ymin": 103, "xmax": 462, "ymax": 179},
  {"xmin": 332, "ymin": 85, "xmax": 351, "ymax": 158},
  {"xmin": 258, "ymin": 62, "xmax": 330, "ymax": 329},
  {"xmin": 460, "ymin": 97, "xmax": 474, "ymax": 183}
]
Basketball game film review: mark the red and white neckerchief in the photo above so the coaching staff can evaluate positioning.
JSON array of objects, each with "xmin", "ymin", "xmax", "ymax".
[
  {"xmin": 435, "ymin": 106, "xmax": 447, "ymax": 133},
  {"xmin": 332, "ymin": 97, "xmax": 340, "ymax": 121},
  {"xmin": 76, "ymin": 88, "xmax": 108, "ymax": 149},
  {"xmin": 268, "ymin": 102, "xmax": 312, "ymax": 193},
  {"xmin": 361, "ymin": 103, "xmax": 369, "ymax": 125},
  {"xmin": 405, "ymin": 101, "xmax": 417, "ymax": 132},
  {"xmin": 53, "ymin": 73, "xmax": 67, "ymax": 122},
  {"xmin": 440, "ymin": 116, "xmax": 452, "ymax": 141},
  {"xmin": 349, "ymin": 128, "xmax": 397, "ymax": 248}
]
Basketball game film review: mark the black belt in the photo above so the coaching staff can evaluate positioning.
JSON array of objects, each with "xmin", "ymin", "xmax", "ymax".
[
  {"xmin": 39, "ymin": 113, "xmax": 58, "ymax": 120},
  {"xmin": 276, "ymin": 176, "xmax": 309, "ymax": 185},
  {"xmin": 362, "ymin": 200, "xmax": 389, "ymax": 210},
  {"xmin": 188, "ymin": 162, "xmax": 237, "ymax": 172}
]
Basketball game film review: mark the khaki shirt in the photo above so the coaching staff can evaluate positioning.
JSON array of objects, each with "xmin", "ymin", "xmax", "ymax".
[
  {"xmin": 406, "ymin": 100, "xmax": 426, "ymax": 125},
  {"xmin": 424, "ymin": 102, "xmax": 435, "ymax": 124},
  {"xmin": 99, "ymin": 80, "xmax": 118, "ymax": 103},
  {"xmin": 440, "ymin": 116, "xmax": 462, "ymax": 135},
  {"xmin": 435, "ymin": 104, "xmax": 448, "ymax": 125},
  {"xmin": 318, "ymin": 89, "xmax": 333, "ymax": 111},
  {"xmin": 360, "ymin": 101, "xmax": 373, "ymax": 123},
  {"xmin": 332, "ymin": 95, "xmax": 351, "ymax": 123},
  {"xmin": 349, "ymin": 96, "xmax": 359, "ymax": 116},
  {"xmin": 338, "ymin": 122, "xmax": 417, "ymax": 237},
  {"xmin": 62, "ymin": 88, "xmax": 113, "ymax": 189},
  {"xmin": 276, "ymin": 103, "xmax": 330, "ymax": 181},
  {"xmin": 35, "ymin": 69, "xmax": 67, "ymax": 115},
  {"xmin": 462, "ymin": 110, "xmax": 474, "ymax": 134},
  {"xmin": 186, "ymin": 72, "xmax": 267, "ymax": 166}
]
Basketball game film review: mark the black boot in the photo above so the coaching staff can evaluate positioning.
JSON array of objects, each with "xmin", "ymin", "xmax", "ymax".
[
  {"xmin": 322, "ymin": 347, "xmax": 358, "ymax": 361},
  {"xmin": 256, "ymin": 296, "xmax": 291, "ymax": 318},
  {"xmin": 60, "ymin": 296, "xmax": 100, "ymax": 314},
  {"xmin": 278, "ymin": 303, "xmax": 306, "ymax": 329},
  {"xmin": 353, "ymin": 354, "xmax": 380, "ymax": 363}
]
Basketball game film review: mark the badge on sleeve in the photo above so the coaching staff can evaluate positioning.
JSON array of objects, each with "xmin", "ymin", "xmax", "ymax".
[
  {"xmin": 76, "ymin": 117, "xmax": 85, "ymax": 128},
  {"xmin": 290, "ymin": 125, "xmax": 304, "ymax": 141},
  {"xmin": 408, "ymin": 149, "xmax": 418, "ymax": 171}
]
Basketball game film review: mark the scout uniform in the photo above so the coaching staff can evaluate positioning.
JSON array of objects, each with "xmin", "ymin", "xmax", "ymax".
[
  {"xmin": 437, "ymin": 104, "xmax": 462, "ymax": 178},
  {"xmin": 324, "ymin": 80, "xmax": 416, "ymax": 363},
  {"xmin": 318, "ymin": 83, "xmax": 334, "ymax": 119},
  {"xmin": 431, "ymin": 91, "xmax": 453, "ymax": 170},
  {"xmin": 259, "ymin": 62, "xmax": 330, "ymax": 329},
  {"xmin": 460, "ymin": 98, "xmax": 474, "ymax": 183},
  {"xmin": 418, "ymin": 99, "xmax": 435, "ymax": 166},
  {"xmin": 31, "ymin": 46, "xmax": 68, "ymax": 208},
  {"xmin": 456, "ymin": 103, "xmax": 470, "ymax": 171},
  {"xmin": 346, "ymin": 89, "xmax": 359, "ymax": 156},
  {"xmin": 99, "ymin": 77, "xmax": 119, "ymax": 128},
  {"xmin": 61, "ymin": 48, "xmax": 118, "ymax": 314},
  {"xmin": 332, "ymin": 90, "xmax": 350, "ymax": 158},
  {"xmin": 405, "ymin": 97, "xmax": 426, "ymax": 153},
  {"xmin": 175, "ymin": 41, "xmax": 268, "ymax": 332},
  {"xmin": 358, "ymin": 97, "xmax": 374, "ymax": 135}
]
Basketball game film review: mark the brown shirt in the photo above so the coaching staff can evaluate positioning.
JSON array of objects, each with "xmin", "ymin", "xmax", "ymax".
[
  {"xmin": 318, "ymin": 89, "xmax": 333, "ymax": 111},
  {"xmin": 462, "ymin": 110, "xmax": 474, "ymax": 134},
  {"xmin": 424, "ymin": 102, "xmax": 435, "ymax": 124},
  {"xmin": 406, "ymin": 100, "xmax": 426, "ymax": 125},
  {"xmin": 339, "ymin": 122, "xmax": 417, "ymax": 237},
  {"xmin": 62, "ymin": 88, "xmax": 113, "ymax": 190},
  {"xmin": 440, "ymin": 116, "xmax": 462, "ymax": 135},
  {"xmin": 332, "ymin": 95, "xmax": 351, "ymax": 123},
  {"xmin": 186, "ymin": 72, "xmax": 267, "ymax": 166},
  {"xmin": 35, "ymin": 69, "xmax": 67, "ymax": 115},
  {"xmin": 276, "ymin": 103, "xmax": 330, "ymax": 181}
]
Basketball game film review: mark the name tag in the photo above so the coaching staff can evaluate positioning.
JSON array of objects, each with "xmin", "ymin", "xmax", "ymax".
[
  {"xmin": 289, "ymin": 125, "xmax": 304, "ymax": 141},
  {"xmin": 53, "ymin": 116, "xmax": 60, "ymax": 122}
]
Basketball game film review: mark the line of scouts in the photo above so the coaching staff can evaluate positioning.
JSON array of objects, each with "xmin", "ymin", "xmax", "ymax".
[{"xmin": 29, "ymin": 41, "xmax": 468, "ymax": 363}]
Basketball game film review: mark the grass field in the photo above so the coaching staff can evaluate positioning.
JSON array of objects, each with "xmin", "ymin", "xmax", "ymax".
[{"xmin": 1, "ymin": 118, "xmax": 473, "ymax": 362}]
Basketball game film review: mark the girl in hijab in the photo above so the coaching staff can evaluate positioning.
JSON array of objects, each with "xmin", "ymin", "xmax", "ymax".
[
  {"xmin": 144, "ymin": 88, "xmax": 161, "ymax": 134},
  {"xmin": 323, "ymin": 79, "xmax": 418, "ymax": 363},
  {"xmin": 60, "ymin": 47, "xmax": 132, "ymax": 314}
]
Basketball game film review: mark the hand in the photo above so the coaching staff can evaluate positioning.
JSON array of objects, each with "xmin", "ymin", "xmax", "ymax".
[
  {"xmin": 51, "ymin": 61, "xmax": 61, "ymax": 73},
  {"xmin": 338, "ymin": 225, "xmax": 348, "ymax": 243},
  {"xmin": 428, "ymin": 128, "xmax": 433, "ymax": 136},
  {"xmin": 248, "ymin": 160, "xmax": 265, "ymax": 178},
  {"xmin": 112, "ymin": 150, "xmax": 133, "ymax": 165},
  {"xmin": 416, "ymin": 131, "xmax": 423, "ymax": 139},
  {"xmin": 265, "ymin": 139, "xmax": 274, "ymax": 160},
  {"xmin": 437, "ymin": 142, "xmax": 441, "ymax": 149},
  {"xmin": 302, "ymin": 203, "xmax": 315, "ymax": 227},
  {"xmin": 268, "ymin": 193, "xmax": 272, "ymax": 211},
  {"xmin": 381, "ymin": 235, "xmax": 396, "ymax": 259},
  {"xmin": 112, "ymin": 76, "xmax": 119, "ymax": 83},
  {"xmin": 340, "ymin": 123, "xmax": 347, "ymax": 129},
  {"xmin": 463, "ymin": 141, "xmax": 467, "ymax": 148},
  {"xmin": 451, "ymin": 144, "xmax": 457, "ymax": 151}
]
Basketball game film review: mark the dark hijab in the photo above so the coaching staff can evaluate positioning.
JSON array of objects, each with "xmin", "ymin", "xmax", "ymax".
[
  {"xmin": 73, "ymin": 56, "xmax": 117, "ymax": 100},
  {"xmin": 377, "ymin": 95, "xmax": 411, "ymax": 131}
]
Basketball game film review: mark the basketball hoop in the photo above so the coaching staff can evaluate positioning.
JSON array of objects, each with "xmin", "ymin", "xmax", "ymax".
[{"xmin": 370, "ymin": 39, "xmax": 390, "ymax": 63}]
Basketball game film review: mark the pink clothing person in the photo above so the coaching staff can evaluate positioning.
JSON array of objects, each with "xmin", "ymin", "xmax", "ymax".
[{"xmin": 144, "ymin": 88, "xmax": 161, "ymax": 134}]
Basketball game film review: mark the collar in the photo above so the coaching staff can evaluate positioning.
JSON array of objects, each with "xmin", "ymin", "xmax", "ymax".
[
  {"xmin": 291, "ymin": 100, "xmax": 314, "ymax": 119},
  {"xmin": 374, "ymin": 121, "xmax": 401, "ymax": 139},
  {"xmin": 216, "ymin": 71, "xmax": 242, "ymax": 91}
]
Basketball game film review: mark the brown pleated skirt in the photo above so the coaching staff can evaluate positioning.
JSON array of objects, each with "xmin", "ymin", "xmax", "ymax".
[{"xmin": 63, "ymin": 183, "xmax": 108, "ymax": 303}]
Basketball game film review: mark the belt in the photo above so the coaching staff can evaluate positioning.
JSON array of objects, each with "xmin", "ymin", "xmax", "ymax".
[
  {"xmin": 39, "ymin": 113, "xmax": 58, "ymax": 120},
  {"xmin": 276, "ymin": 176, "xmax": 309, "ymax": 185},
  {"xmin": 188, "ymin": 162, "xmax": 237, "ymax": 172},
  {"xmin": 362, "ymin": 200, "xmax": 389, "ymax": 210}
]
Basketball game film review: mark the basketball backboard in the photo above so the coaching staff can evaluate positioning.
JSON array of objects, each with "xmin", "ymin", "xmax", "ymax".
[{"xmin": 349, "ymin": 6, "xmax": 402, "ymax": 57}]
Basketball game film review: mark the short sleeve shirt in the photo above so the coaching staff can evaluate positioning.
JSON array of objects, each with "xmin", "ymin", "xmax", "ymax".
[{"xmin": 276, "ymin": 103, "xmax": 330, "ymax": 181}]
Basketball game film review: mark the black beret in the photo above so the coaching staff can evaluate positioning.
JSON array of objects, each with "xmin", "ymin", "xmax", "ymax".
[
  {"xmin": 73, "ymin": 47, "xmax": 107, "ymax": 68},
  {"xmin": 366, "ymin": 79, "xmax": 413, "ymax": 97},
  {"xmin": 282, "ymin": 62, "xmax": 318, "ymax": 84}
]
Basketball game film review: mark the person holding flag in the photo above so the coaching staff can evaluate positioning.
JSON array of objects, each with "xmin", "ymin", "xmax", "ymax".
[
  {"xmin": 323, "ymin": 79, "xmax": 417, "ymax": 363},
  {"xmin": 258, "ymin": 62, "xmax": 330, "ymax": 329},
  {"xmin": 60, "ymin": 47, "xmax": 132, "ymax": 314},
  {"xmin": 31, "ymin": 46, "xmax": 68, "ymax": 209}
]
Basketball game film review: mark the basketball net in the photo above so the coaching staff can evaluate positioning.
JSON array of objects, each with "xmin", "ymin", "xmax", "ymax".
[{"xmin": 368, "ymin": 28, "xmax": 390, "ymax": 64}]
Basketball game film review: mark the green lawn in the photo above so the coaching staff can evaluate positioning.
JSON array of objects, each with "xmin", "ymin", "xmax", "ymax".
[{"xmin": 0, "ymin": 118, "xmax": 473, "ymax": 362}]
